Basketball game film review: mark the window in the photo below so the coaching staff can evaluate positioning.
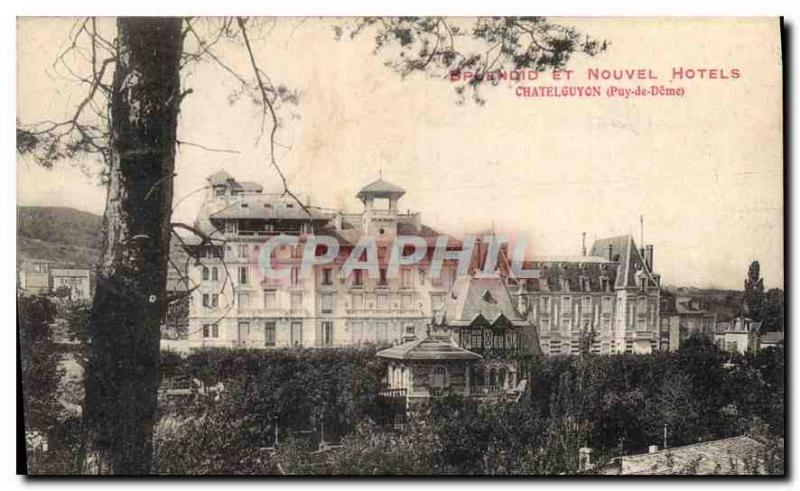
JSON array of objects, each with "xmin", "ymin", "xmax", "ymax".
[
  {"xmin": 582, "ymin": 296, "xmax": 592, "ymax": 313},
  {"xmin": 321, "ymin": 268, "xmax": 333, "ymax": 286},
  {"xmin": 561, "ymin": 296, "xmax": 571, "ymax": 314},
  {"xmin": 264, "ymin": 322, "xmax": 276, "ymax": 347},
  {"xmin": 263, "ymin": 289, "xmax": 277, "ymax": 309},
  {"xmin": 202, "ymin": 323, "xmax": 219, "ymax": 338},
  {"xmin": 290, "ymin": 292, "xmax": 303, "ymax": 311},
  {"xmin": 290, "ymin": 267, "xmax": 300, "ymax": 286},
  {"xmin": 291, "ymin": 244, "xmax": 303, "ymax": 259},
  {"xmin": 401, "ymin": 268, "xmax": 413, "ymax": 288},
  {"xmin": 202, "ymin": 267, "xmax": 209, "ymax": 281},
  {"xmin": 432, "ymin": 366, "xmax": 448, "ymax": 388},
  {"xmin": 378, "ymin": 268, "xmax": 388, "ymax": 286},
  {"xmin": 291, "ymin": 322, "xmax": 303, "ymax": 346},
  {"xmin": 238, "ymin": 292, "xmax": 251, "ymax": 308},
  {"xmin": 238, "ymin": 322, "xmax": 250, "ymax": 342},
  {"xmin": 225, "ymin": 220, "xmax": 237, "ymax": 234},
  {"xmin": 238, "ymin": 244, "xmax": 248, "ymax": 258},
  {"xmin": 351, "ymin": 293, "xmax": 364, "ymax": 310},
  {"xmin": 377, "ymin": 322, "xmax": 389, "ymax": 343},
  {"xmin": 430, "ymin": 293, "xmax": 444, "ymax": 313},
  {"xmin": 321, "ymin": 294, "xmax": 333, "ymax": 314},
  {"xmin": 202, "ymin": 293, "xmax": 210, "ymax": 307},
  {"xmin": 239, "ymin": 266, "xmax": 249, "ymax": 285},
  {"xmin": 353, "ymin": 269, "xmax": 364, "ymax": 287},
  {"xmin": 401, "ymin": 294, "xmax": 413, "ymax": 309},
  {"xmin": 211, "ymin": 267, "xmax": 219, "ymax": 281},
  {"xmin": 540, "ymin": 296, "xmax": 550, "ymax": 314},
  {"xmin": 602, "ymin": 296, "xmax": 612, "ymax": 314},
  {"xmin": 322, "ymin": 321, "xmax": 334, "ymax": 346},
  {"xmin": 540, "ymin": 318, "xmax": 550, "ymax": 334},
  {"xmin": 405, "ymin": 324, "xmax": 416, "ymax": 335},
  {"xmin": 351, "ymin": 322, "xmax": 364, "ymax": 343},
  {"xmin": 377, "ymin": 294, "xmax": 388, "ymax": 310},
  {"xmin": 470, "ymin": 329, "xmax": 482, "ymax": 349}
]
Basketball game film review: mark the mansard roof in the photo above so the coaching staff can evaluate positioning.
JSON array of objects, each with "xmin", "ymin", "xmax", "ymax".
[
  {"xmin": 591, "ymin": 235, "xmax": 657, "ymax": 289},
  {"xmin": 356, "ymin": 178, "xmax": 406, "ymax": 200},
  {"xmin": 377, "ymin": 335, "xmax": 482, "ymax": 361},
  {"xmin": 520, "ymin": 260, "xmax": 619, "ymax": 293}
]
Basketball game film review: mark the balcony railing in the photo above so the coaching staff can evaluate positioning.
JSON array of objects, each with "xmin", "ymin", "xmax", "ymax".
[{"xmin": 468, "ymin": 385, "xmax": 505, "ymax": 398}]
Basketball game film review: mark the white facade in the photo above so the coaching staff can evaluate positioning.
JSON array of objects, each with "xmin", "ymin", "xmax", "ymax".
[{"xmin": 184, "ymin": 172, "xmax": 457, "ymax": 350}]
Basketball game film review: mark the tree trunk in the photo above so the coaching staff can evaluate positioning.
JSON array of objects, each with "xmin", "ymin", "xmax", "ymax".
[{"xmin": 83, "ymin": 17, "xmax": 183, "ymax": 475}]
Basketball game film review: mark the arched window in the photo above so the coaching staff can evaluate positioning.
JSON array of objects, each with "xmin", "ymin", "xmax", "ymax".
[
  {"xmin": 498, "ymin": 368, "xmax": 507, "ymax": 389},
  {"xmin": 211, "ymin": 267, "xmax": 219, "ymax": 281},
  {"xmin": 488, "ymin": 368, "xmax": 497, "ymax": 386},
  {"xmin": 202, "ymin": 266, "xmax": 209, "ymax": 281},
  {"xmin": 432, "ymin": 366, "xmax": 448, "ymax": 388}
]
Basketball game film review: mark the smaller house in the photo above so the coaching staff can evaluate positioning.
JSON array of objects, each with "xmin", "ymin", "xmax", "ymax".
[
  {"xmin": 714, "ymin": 317, "xmax": 761, "ymax": 354},
  {"xmin": 377, "ymin": 334, "xmax": 483, "ymax": 404},
  {"xmin": 758, "ymin": 331, "xmax": 784, "ymax": 351},
  {"xmin": 659, "ymin": 292, "xmax": 717, "ymax": 351},
  {"xmin": 50, "ymin": 268, "xmax": 91, "ymax": 300},
  {"xmin": 593, "ymin": 435, "xmax": 776, "ymax": 475},
  {"xmin": 18, "ymin": 260, "xmax": 52, "ymax": 294}
]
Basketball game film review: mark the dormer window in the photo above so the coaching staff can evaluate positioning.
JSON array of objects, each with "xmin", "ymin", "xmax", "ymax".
[{"xmin": 482, "ymin": 290, "xmax": 496, "ymax": 304}]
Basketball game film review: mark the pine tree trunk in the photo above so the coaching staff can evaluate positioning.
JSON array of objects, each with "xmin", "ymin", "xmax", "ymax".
[{"xmin": 83, "ymin": 17, "xmax": 183, "ymax": 475}]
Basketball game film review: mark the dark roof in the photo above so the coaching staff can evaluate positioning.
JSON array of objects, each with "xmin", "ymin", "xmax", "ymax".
[
  {"xmin": 356, "ymin": 179, "xmax": 406, "ymax": 200},
  {"xmin": 589, "ymin": 235, "xmax": 657, "ymax": 289},
  {"xmin": 377, "ymin": 335, "xmax": 482, "ymax": 361},
  {"xmin": 760, "ymin": 331, "xmax": 784, "ymax": 344},
  {"xmin": 616, "ymin": 436, "xmax": 769, "ymax": 475},
  {"xmin": 436, "ymin": 274, "xmax": 529, "ymax": 327},
  {"xmin": 232, "ymin": 181, "xmax": 264, "ymax": 192},
  {"xmin": 521, "ymin": 260, "xmax": 618, "ymax": 293},
  {"xmin": 207, "ymin": 170, "xmax": 235, "ymax": 186},
  {"xmin": 210, "ymin": 200, "xmax": 330, "ymax": 221}
]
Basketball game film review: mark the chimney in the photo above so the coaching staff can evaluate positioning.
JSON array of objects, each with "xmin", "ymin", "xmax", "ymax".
[
  {"xmin": 581, "ymin": 232, "xmax": 587, "ymax": 257},
  {"xmin": 578, "ymin": 447, "xmax": 594, "ymax": 471},
  {"xmin": 648, "ymin": 445, "xmax": 659, "ymax": 454},
  {"xmin": 644, "ymin": 245, "xmax": 654, "ymax": 271},
  {"xmin": 607, "ymin": 244, "xmax": 613, "ymax": 261}
]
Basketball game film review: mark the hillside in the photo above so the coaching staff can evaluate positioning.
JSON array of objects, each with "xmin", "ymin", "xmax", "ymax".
[{"xmin": 17, "ymin": 206, "xmax": 102, "ymax": 269}]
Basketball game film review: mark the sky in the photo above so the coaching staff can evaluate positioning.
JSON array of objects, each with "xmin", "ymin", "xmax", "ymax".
[{"xmin": 17, "ymin": 17, "xmax": 784, "ymax": 290}]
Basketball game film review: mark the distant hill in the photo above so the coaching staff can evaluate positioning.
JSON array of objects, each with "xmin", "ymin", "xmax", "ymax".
[{"xmin": 17, "ymin": 206, "xmax": 102, "ymax": 269}]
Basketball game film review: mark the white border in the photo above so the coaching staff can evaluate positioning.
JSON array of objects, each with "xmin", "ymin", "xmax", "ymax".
[{"xmin": 3, "ymin": 1, "xmax": 797, "ymax": 490}]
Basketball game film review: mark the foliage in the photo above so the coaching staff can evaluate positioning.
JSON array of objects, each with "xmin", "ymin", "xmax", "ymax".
[
  {"xmin": 762, "ymin": 288, "xmax": 784, "ymax": 331},
  {"xmin": 743, "ymin": 261, "xmax": 765, "ymax": 320},
  {"xmin": 19, "ymin": 294, "xmax": 63, "ymax": 435},
  {"xmin": 325, "ymin": 420, "xmax": 437, "ymax": 475},
  {"xmin": 342, "ymin": 17, "xmax": 607, "ymax": 104},
  {"xmin": 168, "ymin": 347, "xmax": 386, "ymax": 446}
]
